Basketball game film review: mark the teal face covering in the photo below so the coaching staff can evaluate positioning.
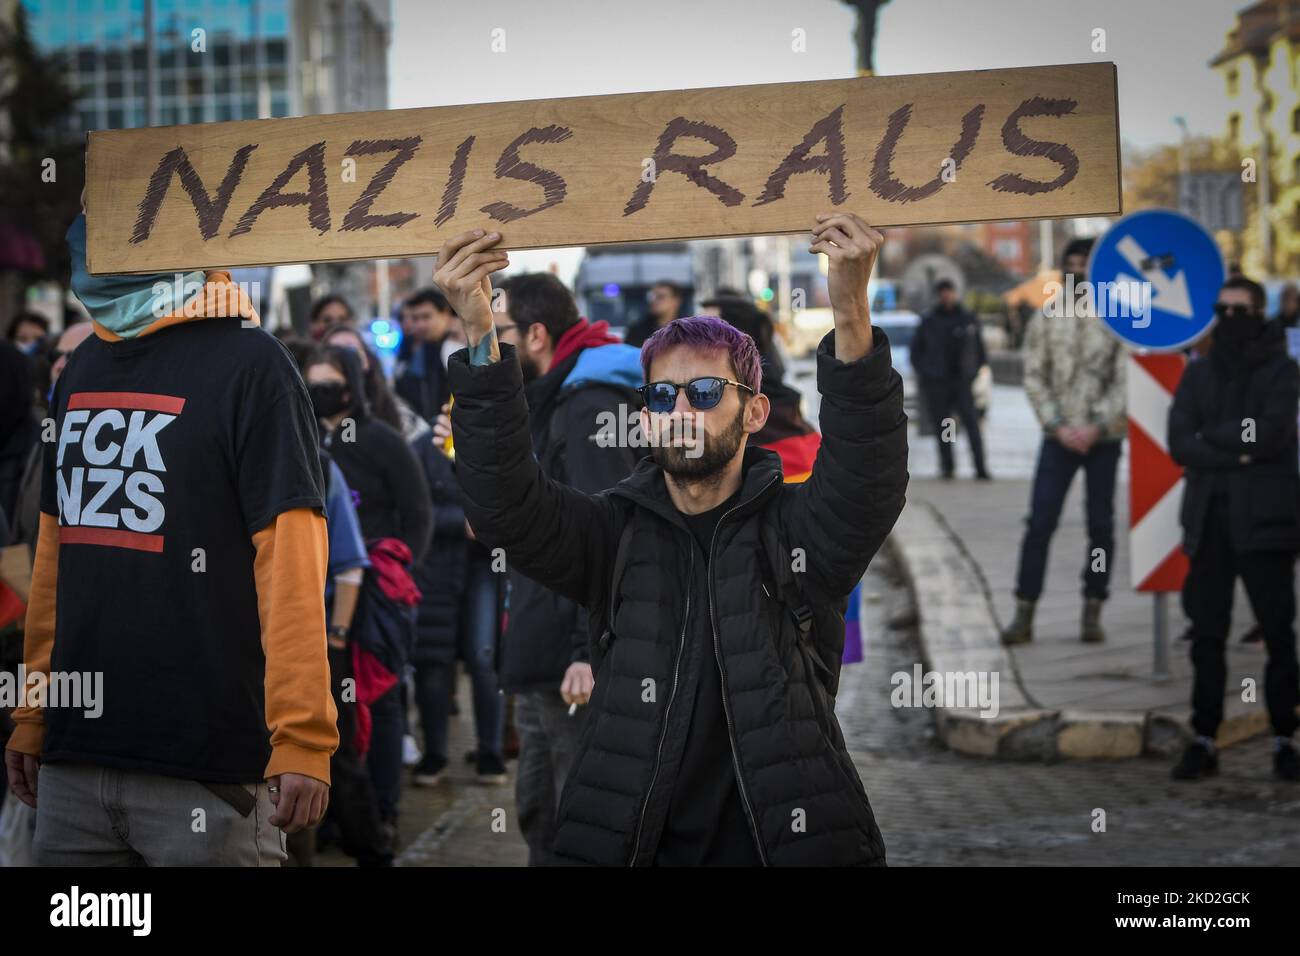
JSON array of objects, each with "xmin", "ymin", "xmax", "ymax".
[{"xmin": 67, "ymin": 214, "xmax": 206, "ymax": 338}]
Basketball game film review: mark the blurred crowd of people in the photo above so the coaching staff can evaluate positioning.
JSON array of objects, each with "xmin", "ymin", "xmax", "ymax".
[
  {"xmin": 2, "ymin": 225, "xmax": 1297, "ymax": 867},
  {"xmin": 0, "ymin": 256, "xmax": 846, "ymax": 866}
]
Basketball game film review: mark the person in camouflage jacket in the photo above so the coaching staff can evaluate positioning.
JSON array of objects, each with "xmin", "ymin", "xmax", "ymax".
[{"xmin": 1004, "ymin": 238, "xmax": 1127, "ymax": 646}]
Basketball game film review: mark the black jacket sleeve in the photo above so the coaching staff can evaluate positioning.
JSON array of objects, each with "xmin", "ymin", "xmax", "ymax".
[
  {"xmin": 447, "ymin": 345, "xmax": 617, "ymax": 609},
  {"xmin": 1198, "ymin": 360, "xmax": 1300, "ymax": 461},
  {"xmin": 1167, "ymin": 363, "xmax": 1243, "ymax": 471},
  {"xmin": 781, "ymin": 327, "xmax": 909, "ymax": 632}
]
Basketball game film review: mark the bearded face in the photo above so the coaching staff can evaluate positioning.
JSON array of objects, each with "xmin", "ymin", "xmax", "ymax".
[
  {"xmin": 516, "ymin": 348, "xmax": 543, "ymax": 383},
  {"xmin": 649, "ymin": 401, "xmax": 746, "ymax": 480},
  {"xmin": 641, "ymin": 343, "xmax": 764, "ymax": 487}
]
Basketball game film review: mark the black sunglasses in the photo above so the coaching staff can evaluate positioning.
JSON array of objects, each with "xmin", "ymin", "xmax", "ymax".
[
  {"xmin": 640, "ymin": 376, "xmax": 754, "ymax": 413},
  {"xmin": 1215, "ymin": 303, "xmax": 1258, "ymax": 321}
]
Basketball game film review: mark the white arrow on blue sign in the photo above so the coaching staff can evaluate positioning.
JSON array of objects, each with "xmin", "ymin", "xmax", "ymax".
[{"xmin": 1087, "ymin": 208, "xmax": 1226, "ymax": 352}]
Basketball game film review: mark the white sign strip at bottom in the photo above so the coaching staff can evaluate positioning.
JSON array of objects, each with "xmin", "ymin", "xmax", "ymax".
[{"xmin": 1130, "ymin": 477, "xmax": 1185, "ymax": 589}]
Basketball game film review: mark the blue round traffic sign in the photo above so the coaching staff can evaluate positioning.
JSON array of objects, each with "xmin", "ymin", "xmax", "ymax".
[{"xmin": 1087, "ymin": 208, "xmax": 1226, "ymax": 352}]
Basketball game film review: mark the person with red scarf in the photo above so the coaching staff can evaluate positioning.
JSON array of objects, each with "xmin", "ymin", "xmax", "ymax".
[{"xmin": 476, "ymin": 273, "xmax": 642, "ymax": 864}]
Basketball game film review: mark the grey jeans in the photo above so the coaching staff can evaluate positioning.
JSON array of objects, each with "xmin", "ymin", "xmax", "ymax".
[
  {"xmin": 32, "ymin": 763, "xmax": 286, "ymax": 866},
  {"xmin": 514, "ymin": 690, "xmax": 588, "ymax": 866}
]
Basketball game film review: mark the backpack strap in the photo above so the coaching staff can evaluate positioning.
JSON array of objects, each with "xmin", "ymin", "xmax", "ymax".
[
  {"xmin": 758, "ymin": 505, "xmax": 840, "ymax": 694},
  {"xmin": 758, "ymin": 504, "xmax": 813, "ymax": 639}
]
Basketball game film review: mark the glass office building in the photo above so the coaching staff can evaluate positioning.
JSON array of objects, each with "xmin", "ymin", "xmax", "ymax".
[
  {"xmin": 19, "ymin": 0, "xmax": 391, "ymax": 325},
  {"xmin": 22, "ymin": 0, "xmax": 388, "ymax": 133}
]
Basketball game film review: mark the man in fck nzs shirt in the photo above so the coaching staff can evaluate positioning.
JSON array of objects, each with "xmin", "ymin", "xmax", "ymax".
[{"xmin": 4, "ymin": 215, "xmax": 338, "ymax": 866}]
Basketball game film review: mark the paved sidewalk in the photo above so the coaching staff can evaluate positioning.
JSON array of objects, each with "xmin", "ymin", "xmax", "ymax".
[
  {"xmin": 322, "ymin": 553, "xmax": 1300, "ymax": 866},
  {"xmin": 893, "ymin": 469, "xmax": 1281, "ymax": 759}
]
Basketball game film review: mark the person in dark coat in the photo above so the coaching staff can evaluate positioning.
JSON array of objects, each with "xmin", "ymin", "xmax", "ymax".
[
  {"xmin": 443, "ymin": 271, "xmax": 642, "ymax": 865},
  {"xmin": 911, "ymin": 279, "xmax": 989, "ymax": 480},
  {"xmin": 303, "ymin": 345, "xmax": 433, "ymax": 832},
  {"xmin": 1274, "ymin": 282, "xmax": 1298, "ymax": 330},
  {"xmin": 1168, "ymin": 275, "xmax": 1300, "ymax": 782},
  {"xmin": 434, "ymin": 213, "xmax": 907, "ymax": 866},
  {"xmin": 624, "ymin": 280, "xmax": 685, "ymax": 347},
  {"xmin": 408, "ymin": 435, "xmax": 506, "ymax": 786},
  {"xmin": 11, "ymin": 322, "xmax": 95, "ymax": 558},
  {"xmin": 0, "ymin": 343, "xmax": 40, "ymax": 532},
  {"xmin": 306, "ymin": 346, "xmax": 433, "ymax": 563},
  {"xmin": 705, "ymin": 292, "xmax": 818, "ymax": 479},
  {"xmin": 394, "ymin": 288, "xmax": 454, "ymax": 424}
]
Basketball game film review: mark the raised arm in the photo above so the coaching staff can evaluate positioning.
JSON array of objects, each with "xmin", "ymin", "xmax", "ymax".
[
  {"xmin": 435, "ymin": 230, "xmax": 616, "ymax": 606},
  {"xmin": 783, "ymin": 214, "xmax": 909, "ymax": 605}
]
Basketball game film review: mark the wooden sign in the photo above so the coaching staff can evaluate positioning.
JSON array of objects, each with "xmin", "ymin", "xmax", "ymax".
[{"xmin": 86, "ymin": 62, "xmax": 1120, "ymax": 274}]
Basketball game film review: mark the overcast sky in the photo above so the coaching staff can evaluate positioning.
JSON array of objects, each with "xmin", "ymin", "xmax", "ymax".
[
  {"xmin": 391, "ymin": 0, "xmax": 1233, "ymax": 146},
  {"xmin": 388, "ymin": 0, "xmax": 1237, "ymax": 276}
]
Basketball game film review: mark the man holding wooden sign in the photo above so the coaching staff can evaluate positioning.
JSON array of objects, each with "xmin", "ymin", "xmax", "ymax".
[
  {"xmin": 439, "ymin": 211, "xmax": 905, "ymax": 865},
  {"xmin": 84, "ymin": 63, "xmax": 1119, "ymax": 274},
  {"xmin": 63, "ymin": 61, "xmax": 1121, "ymax": 865}
]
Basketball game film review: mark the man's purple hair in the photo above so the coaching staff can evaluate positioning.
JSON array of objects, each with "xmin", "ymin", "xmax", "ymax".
[{"xmin": 640, "ymin": 315, "xmax": 762, "ymax": 394}]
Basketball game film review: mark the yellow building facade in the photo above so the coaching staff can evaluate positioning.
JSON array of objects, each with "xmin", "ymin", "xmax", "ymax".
[{"xmin": 1214, "ymin": 0, "xmax": 1300, "ymax": 277}]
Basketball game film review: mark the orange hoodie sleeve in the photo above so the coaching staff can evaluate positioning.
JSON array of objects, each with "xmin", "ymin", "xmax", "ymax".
[
  {"xmin": 8, "ymin": 513, "xmax": 60, "ymax": 756},
  {"xmin": 252, "ymin": 507, "xmax": 339, "ymax": 784}
]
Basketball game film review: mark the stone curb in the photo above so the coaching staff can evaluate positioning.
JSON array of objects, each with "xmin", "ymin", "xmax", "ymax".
[{"xmin": 888, "ymin": 501, "xmax": 1268, "ymax": 760}]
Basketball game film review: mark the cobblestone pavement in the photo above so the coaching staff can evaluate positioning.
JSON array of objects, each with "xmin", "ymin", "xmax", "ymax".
[
  {"xmin": 844, "ymin": 556, "xmax": 1300, "ymax": 866},
  {"xmin": 319, "ymin": 550, "xmax": 1300, "ymax": 867},
  {"xmin": 314, "ymin": 693, "xmax": 527, "ymax": 866},
  {"xmin": 312, "ymin": 369, "xmax": 1300, "ymax": 867}
]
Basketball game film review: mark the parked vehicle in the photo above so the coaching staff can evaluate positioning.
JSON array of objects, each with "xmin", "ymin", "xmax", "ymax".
[
  {"xmin": 872, "ymin": 310, "xmax": 922, "ymax": 418},
  {"xmin": 573, "ymin": 243, "xmax": 694, "ymax": 337}
]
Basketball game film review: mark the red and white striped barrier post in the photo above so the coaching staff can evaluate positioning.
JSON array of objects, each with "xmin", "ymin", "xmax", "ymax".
[{"xmin": 1126, "ymin": 352, "xmax": 1191, "ymax": 679}]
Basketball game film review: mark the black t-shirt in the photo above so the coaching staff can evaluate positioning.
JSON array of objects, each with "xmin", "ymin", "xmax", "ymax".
[
  {"xmin": 654, "ymin": 489, "xmax": 764, "ymax": 866},
  {"xmin": 40, "ymin": 318, "xmax": 324, "ymax": 782}
]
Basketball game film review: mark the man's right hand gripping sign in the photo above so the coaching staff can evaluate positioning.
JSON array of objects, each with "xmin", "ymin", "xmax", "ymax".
[{"xmin": 435, "ymin": 214, "xmax": 908, "ymax": 867}]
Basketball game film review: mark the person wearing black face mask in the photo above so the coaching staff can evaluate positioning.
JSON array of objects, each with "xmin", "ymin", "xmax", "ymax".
[
  {"xmin": 304, "ymin": 346, "xmax": 431, "ymax": 560},
  {"xmin": 1168, "ymin": 276, "xmax": 1300, "ymax": 782},
  {"xmin": 303, "ymin": 346, "xmax": 432, "ymax": 840},
  {"xmin": 307, "ymin": 379, "xmax": 348, "ymax": 418}
]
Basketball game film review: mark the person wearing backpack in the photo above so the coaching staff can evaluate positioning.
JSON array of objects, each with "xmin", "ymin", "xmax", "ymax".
[
  {"xmin": 435, "ymin": 213, "xmax": 906, "ymax": 866},
  {"xmin": 462, "ymin": 273, "xmax": 641, "ymax": 865}
]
